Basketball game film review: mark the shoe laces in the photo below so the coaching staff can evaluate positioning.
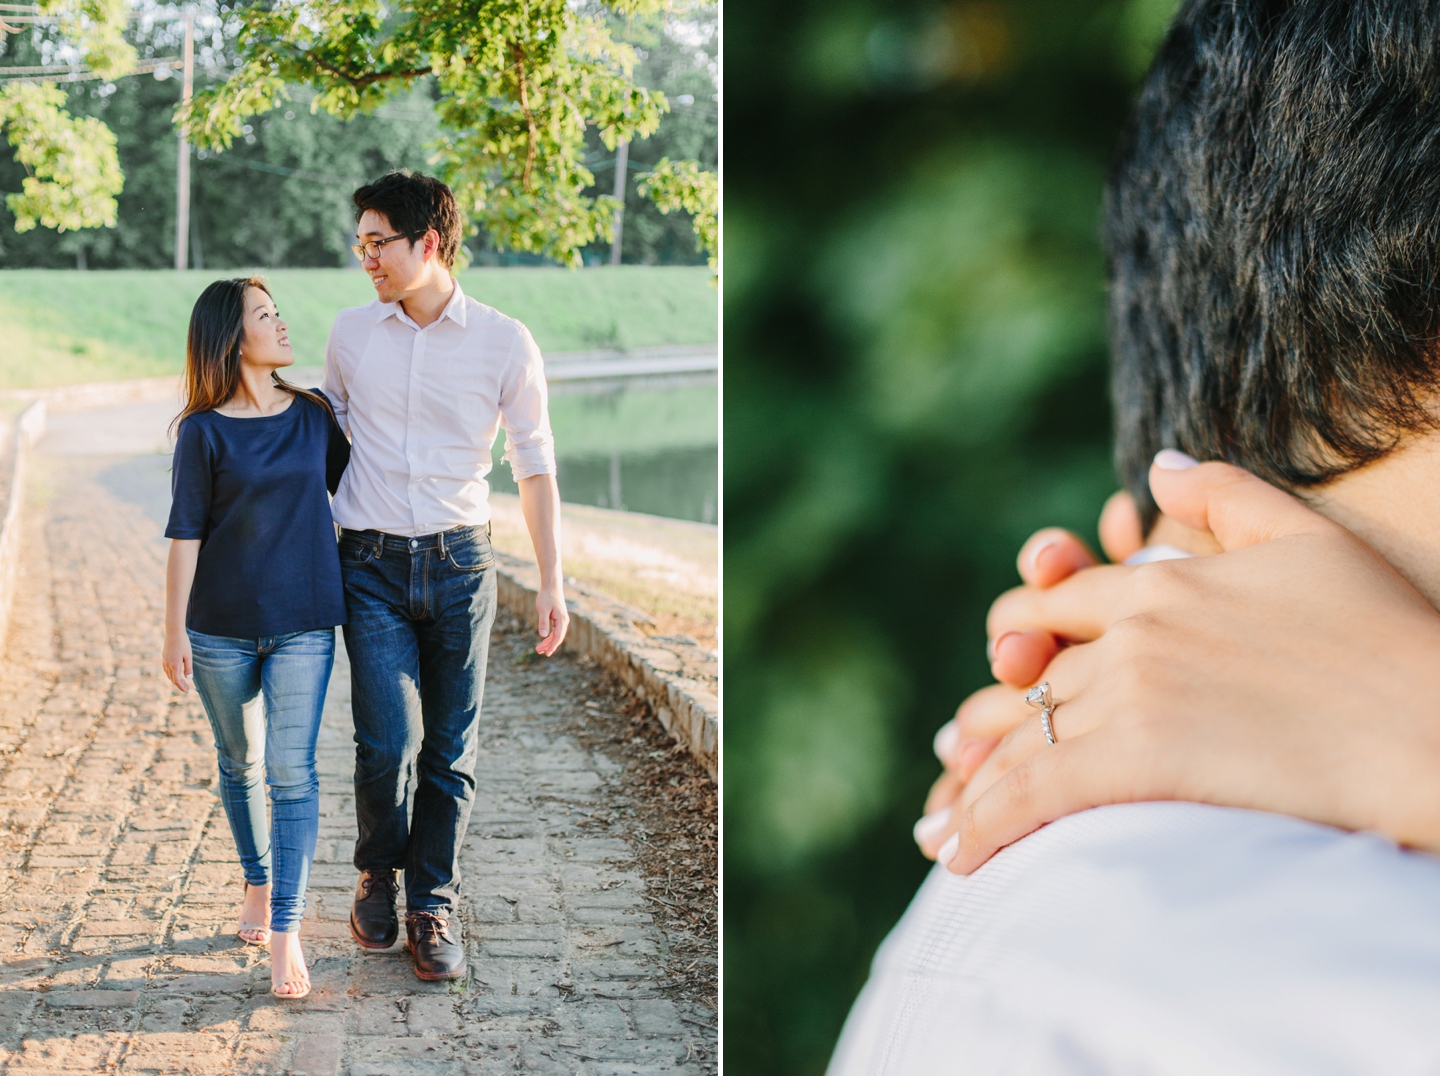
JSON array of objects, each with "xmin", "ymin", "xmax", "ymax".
[
  {"xmin": 408, "ymin": 911, "xmax": 452, "ymax": 945},
  {"xmin": 360, "ymin": 871, "xmax": 398, "ymax": 901}
]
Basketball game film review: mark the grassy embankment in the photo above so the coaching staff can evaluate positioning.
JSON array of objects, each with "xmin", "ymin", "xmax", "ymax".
[{"xmin": 0, "ymin": 266, "xmax": 716, "ymax": 386}]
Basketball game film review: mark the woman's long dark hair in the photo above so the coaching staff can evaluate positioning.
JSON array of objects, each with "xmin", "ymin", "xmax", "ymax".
[{"xmin": 171, "ymin": 277, "xmax": 331, "ymax": 435}]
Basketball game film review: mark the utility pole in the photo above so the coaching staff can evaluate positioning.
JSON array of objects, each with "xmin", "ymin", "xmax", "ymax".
[
  {"xmin": 610, "ymin": 140, "xmax": 628, "ymax": 266},
  {"xmin": 173, "ymin": 12, "xmax": 194, "ymax": 271}
]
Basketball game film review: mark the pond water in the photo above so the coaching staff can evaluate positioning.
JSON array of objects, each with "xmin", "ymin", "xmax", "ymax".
[{"xmin": 488, "ymin": 381, "xmax": 718, "ymax": 524}]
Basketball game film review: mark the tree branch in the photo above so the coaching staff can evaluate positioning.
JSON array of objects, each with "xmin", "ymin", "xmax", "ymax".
[
  {"xmin": 510, "ymin": 42, "xmax": 538, "ymax": 192},
  {"xmin": 307, "ymin": 54, "xmax": 432, "ymax": 87}
]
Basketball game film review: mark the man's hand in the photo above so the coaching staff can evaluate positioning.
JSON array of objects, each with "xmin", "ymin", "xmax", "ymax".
[
  {"xmin": 535, "ymin": 583, "xmax": 569, "ymax": 657},
  {"xmin": 517, "ymin": 473, "xmax": 569, "ymax": 657},
  {"xmin": 915, "ymin": 455, "xmax": 1440, "ymax": 874}
]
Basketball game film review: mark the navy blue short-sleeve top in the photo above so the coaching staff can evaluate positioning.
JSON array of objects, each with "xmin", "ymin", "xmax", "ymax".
[{"xmin": 165, "ymin": 391, "xmax": 351, "ymax": 639}]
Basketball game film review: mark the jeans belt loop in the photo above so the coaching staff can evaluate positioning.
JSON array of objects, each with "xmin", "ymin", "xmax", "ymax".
[
  {"xmin": 438, "ymin": 530, "xmax": 448, "ymax": 560},
  {"xmin": 373, "ymin": 533, "xmax": 383, "ymax": 560},
  {"xmin": 485, "ymin": 521, "xmax": 492, "ymax": 539}
]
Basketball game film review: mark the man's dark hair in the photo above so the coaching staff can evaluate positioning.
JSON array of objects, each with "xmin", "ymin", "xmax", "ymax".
[
  {"xmin": 1107, "ymin": 0, "xmax": 1440, "ymax": 528},
  {"xmin": 353, "ymin": 170, "xmax": 463, "ymax": 269}
]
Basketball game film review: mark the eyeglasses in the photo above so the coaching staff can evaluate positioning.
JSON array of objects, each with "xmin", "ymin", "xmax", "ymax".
[{"xmin": 351, "ymin": 233, "xmax": 409, "ymax": 261}]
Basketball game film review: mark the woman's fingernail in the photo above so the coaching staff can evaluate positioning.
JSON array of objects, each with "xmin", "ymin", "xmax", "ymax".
[
  {"xmin": 958, "ymin": 739, "xmax": 988, "ymax": 778},
  {"xmin": 988, "ymin": 630, "xmax": 1018, "ymax": 666},
  {"xmin": 1027, "ymin": 540, "xmax": 1057, "ymax": 575},
  {"xmin": 933, "ymin": 720, "xmax": 959, "ymax": 761},
  {"xmin": 1153, "ymin": 449, "xmax": 1199, "ymax": 470},
  {"xmin": 1123, "ymin": 543, "xmax": 1194, "ymax": 566},
  {"xmin": 937, "ymin": 832, "xmax": 961, "ymax": 868},
  {"xmin": 912, "ymin": 807, "xmax": 951, "ymax": 847}
]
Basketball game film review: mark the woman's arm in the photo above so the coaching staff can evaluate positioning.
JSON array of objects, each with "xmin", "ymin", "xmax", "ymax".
[
  {"xmin": 918, "ymin": 459, "xmax": 1440, "ymax": 873},
  {"xmin": 163, "ymin": 539, "xmax": 200, "ymax": 693}
]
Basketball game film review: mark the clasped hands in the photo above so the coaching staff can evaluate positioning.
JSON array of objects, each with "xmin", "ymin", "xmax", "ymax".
[{"xmin": 915, "ymin": 454, "xmax": 1440, "ymax": 874}]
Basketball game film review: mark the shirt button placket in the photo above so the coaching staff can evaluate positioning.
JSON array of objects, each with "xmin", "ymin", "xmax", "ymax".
[{"xmin": 407, "ymin": 330, "xmax": 426, "ymax": 534}]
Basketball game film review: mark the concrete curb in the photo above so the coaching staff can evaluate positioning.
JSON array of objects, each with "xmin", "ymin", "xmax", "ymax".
[
  {"xmin": 494, "ymin": 551, "xmax": 718, "ymax": 782},
  {"xmin": 2, "ymin": 375, "xmax": 181, "ymax": 413},
  {"xmin": 0, "ymin": 401, "xmax": 46, "ymax": 649}
]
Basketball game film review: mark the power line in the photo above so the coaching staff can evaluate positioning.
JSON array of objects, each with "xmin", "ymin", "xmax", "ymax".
[
  {"xmin": 0, "ymin": 56, "xmax": 177, "ymax": 82},
  {"xmin": 197, "ymin": 151, "xmax": 366, "ymax": 187}
]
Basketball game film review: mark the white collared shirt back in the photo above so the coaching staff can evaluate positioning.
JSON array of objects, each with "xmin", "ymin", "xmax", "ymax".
[{"xmin": 321, "ymin": 279, "xmax": 557, "ymax": 537}]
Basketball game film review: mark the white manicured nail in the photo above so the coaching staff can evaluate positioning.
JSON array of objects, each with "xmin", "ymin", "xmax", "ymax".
[
  {"xmin": 1123, "ymin": 544, "xmax": 1195, "ymax": 566},
  {"xmin": 912, "ymin": 807, "xmax": 951, "ymax": 847},
  {"xmin": 937, "ymin": 832, "xmax": 961, "ymax": 868},
  {"xmin": 933, "ymin": 720, "xmax": 959, "ymax": 761},
  {"xmin": 1027, "ymin": 539, "xmax": 1057, "ymax": 575},
  {"xmin": 1153, "ymin": 449, "xmax": 1199, "ymax": 470}
]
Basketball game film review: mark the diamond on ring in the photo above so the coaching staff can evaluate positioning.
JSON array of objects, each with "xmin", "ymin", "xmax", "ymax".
[{"xmin": 1025, "ymin": 682, "xmax": 1058, "ymax": 745}]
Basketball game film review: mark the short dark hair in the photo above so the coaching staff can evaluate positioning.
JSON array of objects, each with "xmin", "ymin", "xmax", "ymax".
[
  {"xmin": 353, "ymin": 170, "xmax": 463, "ymax": 269},
  {"xmin": 1107, "ymin": 0, "xmax": 1440, "ymax": 528}
]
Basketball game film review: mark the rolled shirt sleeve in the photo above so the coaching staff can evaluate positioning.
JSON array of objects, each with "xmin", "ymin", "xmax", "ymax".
[{"xmin": 499, "ymin": 324, "xmax": 557, "ymax": 481}]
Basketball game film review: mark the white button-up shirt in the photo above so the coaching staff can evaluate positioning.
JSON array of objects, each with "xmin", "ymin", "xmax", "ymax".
[{"xmin": 321, "ymin": 279, "xmax": 556, "ymax": 536}]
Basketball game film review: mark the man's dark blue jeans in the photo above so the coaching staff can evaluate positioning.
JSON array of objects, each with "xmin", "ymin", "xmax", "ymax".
[{"xmin": 338, "ymin": 524, "xmax": 496, "ymax": 915}]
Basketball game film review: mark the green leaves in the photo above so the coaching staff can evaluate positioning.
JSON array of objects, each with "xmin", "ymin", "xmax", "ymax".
[
  {"xmin": 37, "ymin": 0, "xmax": 135, "ymax": 80},
  {"xmin": 0, "ymin": 83, "xmax": 122, "ymax": 232},
  {"xmin": 638, "ymin": 156, "xmax": 716, "ymax": 270},
  {"xmin": 0, "ymin": 0, "xmax": 129, "ymax": 235},
  {"xmin": 181, "ymin": 0, "xmax": 686, "ymax": 267}
]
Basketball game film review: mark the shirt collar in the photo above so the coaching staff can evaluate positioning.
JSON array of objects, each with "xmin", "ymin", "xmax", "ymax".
[{"xmin": 373, "ymin": 277, "xmax": 468, "ymax": 329}]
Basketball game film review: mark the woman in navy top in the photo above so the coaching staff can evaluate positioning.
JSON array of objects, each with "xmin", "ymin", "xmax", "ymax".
[{"xmin": 162, "ymin": 277, "xmax": 349, "ymax": 1001}]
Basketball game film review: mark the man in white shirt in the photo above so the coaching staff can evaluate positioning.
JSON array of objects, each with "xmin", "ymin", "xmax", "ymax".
[{"xmin": 321, "ymin": 171, "xmax": 569, "ymax": 981}]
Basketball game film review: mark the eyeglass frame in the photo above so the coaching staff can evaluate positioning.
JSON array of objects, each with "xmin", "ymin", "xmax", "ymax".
[{"xmin": 351, "ymin": 232, "xmax": 411, "ymax": 261}]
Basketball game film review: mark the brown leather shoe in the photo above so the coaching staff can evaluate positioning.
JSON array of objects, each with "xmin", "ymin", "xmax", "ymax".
[
  {"xmin": 406, "ymin": 911, "xmax": 466, "ymax": 981},
  {"xmin": 349, "ymin": 869, "xmax": 399, "ymax": 950}
]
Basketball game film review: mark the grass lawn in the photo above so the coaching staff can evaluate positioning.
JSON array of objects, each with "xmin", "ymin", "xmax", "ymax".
[{"xmin": 0, "ymin": 266, "xmax": 717, "ymax": 389}]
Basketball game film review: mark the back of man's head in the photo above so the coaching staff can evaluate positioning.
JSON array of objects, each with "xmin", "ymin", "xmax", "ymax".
[
  {"xmin": 1108, "ymin": 0, "xmax": 1440, "ymax": 527},
  {"xmin": 353, "ymin": 170, "xmax": 463, "ymax": 269}
]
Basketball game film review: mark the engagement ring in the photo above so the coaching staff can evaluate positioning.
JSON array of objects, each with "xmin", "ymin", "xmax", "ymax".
[{"xmin": 1025, "ymin": 681, "xmax": 1059, "ymax": 746}]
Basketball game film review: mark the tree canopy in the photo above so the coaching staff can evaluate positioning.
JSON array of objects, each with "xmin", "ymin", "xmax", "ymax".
[
  {"xmin": 0, "ymin": 0, "xmax": 132, "ymax": 231},
  {"xmin": 1, "ymin": 0, "xmax": 717, "ymax": 269}
]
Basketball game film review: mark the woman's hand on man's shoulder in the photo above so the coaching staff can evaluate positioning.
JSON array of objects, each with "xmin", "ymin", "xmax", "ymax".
[{"xmin": 918, "ymin": 458, "xmax": 1440, "ymax": 874}]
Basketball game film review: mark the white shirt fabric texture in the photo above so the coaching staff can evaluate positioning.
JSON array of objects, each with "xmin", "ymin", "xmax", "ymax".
[
  {"xmin": 828, "ymin": 800, "xmax": 1440, "ymax": 1076},
  {"xmin": 321, "ymin": 279, "xmax": 556, "ymax": 536}
]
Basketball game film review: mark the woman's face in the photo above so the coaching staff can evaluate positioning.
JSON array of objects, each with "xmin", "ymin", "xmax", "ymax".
[{"xmin": 238, "ymin": 287, "xmax": 293, "ymax": 370}]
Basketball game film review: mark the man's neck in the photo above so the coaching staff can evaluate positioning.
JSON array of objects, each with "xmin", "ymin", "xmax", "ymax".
[
  {"xmin": 1308, "ymin": 434, "xmax": 1440, "ymax": 610},
  {"xmin": 397, "ymin": 268, "xmax": 456, "ymax": 329}
]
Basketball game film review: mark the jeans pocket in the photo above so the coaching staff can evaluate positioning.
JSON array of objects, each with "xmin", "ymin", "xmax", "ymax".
[
  {"xmin": 445, "ymin": 534, "xmax": 494, "ymax": 572},
  {"xmin": 341, "ymin": 536, "xmax": 379, "ymax": 566}
]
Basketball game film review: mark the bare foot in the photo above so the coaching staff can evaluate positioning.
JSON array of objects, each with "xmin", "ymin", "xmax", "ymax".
[
  {"xmin": 238, "ymin": 882, "xmax": 272, "ymax": 945},
  {"xmin": 270, "ymin": 930, "xmax": 310, "ymax": 998}
]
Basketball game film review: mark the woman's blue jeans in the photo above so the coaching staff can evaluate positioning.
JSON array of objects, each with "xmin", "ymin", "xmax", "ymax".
[{"xmin": 188, "ymin": 628, "xmax": 333, "ymax": 933}]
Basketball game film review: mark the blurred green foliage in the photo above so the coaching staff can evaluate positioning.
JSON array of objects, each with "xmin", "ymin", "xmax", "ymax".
[{"xmin": 725, "ymin": 0, "xmax": 1176, "ymax": 1071}]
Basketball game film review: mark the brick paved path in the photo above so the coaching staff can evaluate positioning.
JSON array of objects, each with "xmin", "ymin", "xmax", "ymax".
[{"xmin": 0, "ymin": 435, "xmax": 715, "ymax": 1074}]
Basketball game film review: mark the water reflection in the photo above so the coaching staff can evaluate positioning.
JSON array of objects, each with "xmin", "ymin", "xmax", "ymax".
[{"xmin": 490, "ymin": 445, "xmax": 718, "ymax": 524}]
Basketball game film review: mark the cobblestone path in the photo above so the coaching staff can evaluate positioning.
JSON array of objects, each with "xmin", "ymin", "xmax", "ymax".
[{"xmin": 0, "ymin": 439, "xmax": 716, "ymax": 1074}]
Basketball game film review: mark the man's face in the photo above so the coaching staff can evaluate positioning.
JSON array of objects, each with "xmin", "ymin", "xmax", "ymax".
[{"xmin": 357, "ymin": 209, "xmax": 432, "ymax": 304}]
